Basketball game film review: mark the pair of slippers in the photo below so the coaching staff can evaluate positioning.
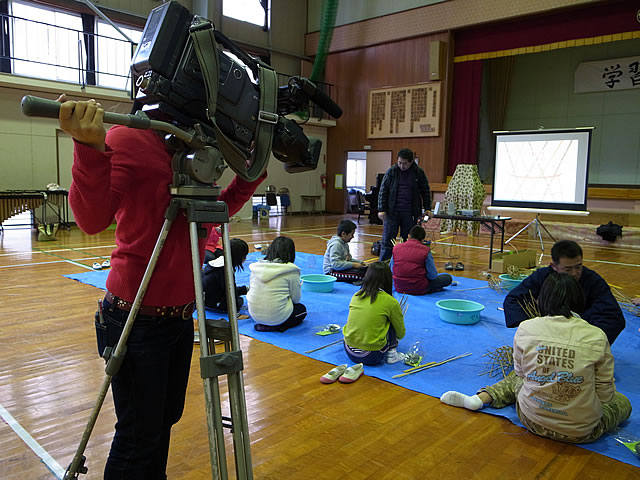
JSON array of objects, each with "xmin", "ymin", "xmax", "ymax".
[
  {"xmin": 320, "ymin": 363, "xmax": 364, "ymax": 384},
  {"xmin": 444, "ymin": 261, "xmax": 464, "ymax": 271},
  {"xmin": 92, "ymin": 260, "xmax": 111, "ymax": 270}
]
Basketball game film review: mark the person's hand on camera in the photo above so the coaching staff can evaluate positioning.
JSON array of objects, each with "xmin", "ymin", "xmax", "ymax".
[
  {"xmin": 353, "ymin": 261, "xmax": 366, "ymax": 269},
  {"xmin": 378, "ymin": 211, "xmax": 386, "ymax": 222},
  {"xmin": 57, "ymin": 94, "xmax": 106, "ymax": 152}
]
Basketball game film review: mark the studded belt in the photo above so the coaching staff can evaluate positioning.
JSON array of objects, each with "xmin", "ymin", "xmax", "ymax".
[{"xmin": 104, "ymin": 291, "xmax": 195, "ymax": 320}]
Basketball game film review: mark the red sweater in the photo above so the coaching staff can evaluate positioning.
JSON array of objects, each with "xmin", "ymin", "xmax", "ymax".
[
  {"xmin": 204, "ymin": 169, "xmax": 266, "ymax": 253},
  {"xmin": 392, "ymin": 239, "xmax": 430, "ymax": 295},
  {"xmin": 69, "ymin": 125, "xmax": 265, "ymax": 306}
]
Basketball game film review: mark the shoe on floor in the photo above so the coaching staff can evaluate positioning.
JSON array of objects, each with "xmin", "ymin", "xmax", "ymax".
[
  {"xmin": 101, "ymin": 259, "xmax": 111, "ymax": 268},
  {"xmin": 444, "ymin": 261, "xmax": 453, "ymax": 270},
  {"xmin": 455, "ymin": 262, "xmax": 465, "ymax": 271},
  {"xmin": 352, "ymin": 280, "xmax": 363, "ymax": 286},
  {"xmin": 385, "ymin": 349, "xmax": 406, "ymax": 364},
  {"xmin": 338, "ymin": 363, "xmax": 364, "ymax": 383},
  {"xmin": 92, "ymin": 262, "xmax": 102, "ymax": 270},
  {"xmin": 320, "ymin": 364, "xmax": 348, "ymax": 384}
]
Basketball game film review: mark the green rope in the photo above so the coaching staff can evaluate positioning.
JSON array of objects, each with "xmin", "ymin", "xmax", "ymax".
[{"xmin": 310, "ymin": 0, "xmax": 339, "ymax": 82}]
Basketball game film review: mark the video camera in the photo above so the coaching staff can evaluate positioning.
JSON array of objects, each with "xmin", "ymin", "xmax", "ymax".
[{"xmin": 131, "ymin": 0, "xmax": 341, "ymax": 181}]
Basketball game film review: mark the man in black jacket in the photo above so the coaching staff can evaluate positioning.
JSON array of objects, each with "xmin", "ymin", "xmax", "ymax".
[
  {"xmin": 377, "ymin": 148, "xmax": 431, "ymax": 261},
  {"xmin": 503, "ymin": 239, "xmax": 625, "ymax": 345}
]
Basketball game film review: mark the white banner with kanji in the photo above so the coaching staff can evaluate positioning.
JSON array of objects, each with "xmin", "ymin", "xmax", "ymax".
[{"xmin": 574, "ymin": 56, "xmax": 640, "ymax": 93}]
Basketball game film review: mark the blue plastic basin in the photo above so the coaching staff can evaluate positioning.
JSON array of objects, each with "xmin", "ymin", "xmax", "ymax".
[
  {"xmin": 435, "ymin": 299, "xmax": 484, "ymax": 325},
  {"xmin": 499, "ymin": 273, "xmax": 528, "ymax": 291},
  {"xmin": 301, "ymin": 274, "xmax": 337, "ymax": 293}
]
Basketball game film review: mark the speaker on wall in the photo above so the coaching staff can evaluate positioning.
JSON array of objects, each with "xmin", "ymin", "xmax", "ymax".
[{"xmin": 429, "ymin": 40, "xmax": 446, "ymax": 81}]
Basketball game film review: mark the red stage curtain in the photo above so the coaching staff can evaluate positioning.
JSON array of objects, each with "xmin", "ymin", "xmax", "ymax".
[
  {"xmin": 447, "ymin": 0, "xmax": 638, "ymax": 176},
  {"xmin": 447, "ymin": 60, "xmax": 483, "ymax": 176},
  {"xmin": 455, "ymin": 0, "xmax": 639, "ymax": 56}
]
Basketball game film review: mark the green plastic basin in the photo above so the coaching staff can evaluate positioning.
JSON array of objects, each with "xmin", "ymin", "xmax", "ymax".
[
  {"xmin": 435, "ymin": 299, "xmax": 484, "ymax": 325},
  {"xmin": 301, "ymin": 274, "xmax": 337, "ymax": 293}
]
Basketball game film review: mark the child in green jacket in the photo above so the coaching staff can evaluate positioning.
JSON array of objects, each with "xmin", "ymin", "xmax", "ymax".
[{"xmin": 343, "ymin": 262, "xmax": 406, "ymax": 365}]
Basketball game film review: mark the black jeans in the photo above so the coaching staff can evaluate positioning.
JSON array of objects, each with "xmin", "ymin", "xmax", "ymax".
[
  {"xmin": 379, "ymin": 211, "xmax": 416, "ymax": 261},
  {"xmin": 254, "ymin": 303, "xmax": 307, "ymax": 332},
  {"xmin": 95, "ymin": 299, "xmax": 194, "ymax": 479}
]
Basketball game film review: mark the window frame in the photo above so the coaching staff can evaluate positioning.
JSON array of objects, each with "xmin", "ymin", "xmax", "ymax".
[
  {"xmin": 5, "ymin": 0, "xmax": 142, "ymax": 90},
  {"xmin": 222, "ymin": 0, "xmax": 269, "ymax": 30}
]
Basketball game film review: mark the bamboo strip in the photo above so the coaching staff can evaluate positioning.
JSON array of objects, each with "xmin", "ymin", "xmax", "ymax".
[
  {"xmin": 304, "ymin": 338, "xmax": 343, "ymax": 353},
  {"xmin": 392, "ymin": 352, "xmax": 472, "ymax": 378},
  {"xmin": 451, "ymin": 286, "xmax": 490, "ymax": 292}
]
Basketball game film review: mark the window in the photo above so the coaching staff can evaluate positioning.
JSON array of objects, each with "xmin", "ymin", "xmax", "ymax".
[
  {"xmin": 96, "ymin": 21, "xmax": 142, "ymax": 90},
  {"xmin": 223, "ymin": 0, "xmax": 268, "ymax": 29},
  {"xmin": 6, "ymin": 1, "xmax": 141, "ymax": 90},
  {"xmin": 10, "ymin": 1, "xmax": 84, "ymax": 83},
  {"xmin": 346, "ymin": 158, "xmax": 366, "ymax": 190}
]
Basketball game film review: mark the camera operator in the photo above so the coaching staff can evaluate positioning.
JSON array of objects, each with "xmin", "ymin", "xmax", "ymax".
[{"xmin": 57, "ymin": 94, "xmax": 265, "ymax": 479}]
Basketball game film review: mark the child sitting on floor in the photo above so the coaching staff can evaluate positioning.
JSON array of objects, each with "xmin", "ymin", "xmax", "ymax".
[
  {"xmin": 392, "ymin": 225, "xmax": 452, "ymax": 294},
  {"xmin": 202, "ymin": 238, "xmax": 249, "ymax": 312},
  {"xmin": 342, "ymin": 262, "xmax": 406, "ymax": 365},
  {"xmin": 247, "ymin": 236, "xmax": 307, "ymax": 332},
  {"xmin": 440, "ymin": 272, "xmax": 631, "ymax": 444},
  {"xmin": 323, "ymin": 219, "xmax": 367, "ymax": 284}
]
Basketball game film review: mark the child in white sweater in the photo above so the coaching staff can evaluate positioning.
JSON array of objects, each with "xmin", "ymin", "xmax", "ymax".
[{"xmin": 247, "ymin": 236, "xmax": 307, "ymax": 332}]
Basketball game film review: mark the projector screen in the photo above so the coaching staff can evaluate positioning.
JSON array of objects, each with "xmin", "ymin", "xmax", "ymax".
[{"xmin": 491, "ymin": 129, "xmax": 592, "ymax": 211}]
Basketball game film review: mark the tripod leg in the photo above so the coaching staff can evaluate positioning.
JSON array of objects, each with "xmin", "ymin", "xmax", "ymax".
[
  {"xmin": 537, "ymin": 217, "xmax": 556, "ymax": 243},
  {"xmin": 64, "ymin": 216, "xmax": 176, "ymax": 480},
  {"xmin": 220, "ymin": 223, "xmax": 253, "ymax": 479},
  {"xmin": 505, "ymin": 217, "xmax": 536, "ymax": 246},
  {"xmin": 190, "ymin": 222, "xmax": 227, "ymax": 480}
]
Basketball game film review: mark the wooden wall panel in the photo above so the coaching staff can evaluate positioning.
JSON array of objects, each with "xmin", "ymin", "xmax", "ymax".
[{"xmin": 323, "ymin": 31, "xmax": 452, "ymax": 213}]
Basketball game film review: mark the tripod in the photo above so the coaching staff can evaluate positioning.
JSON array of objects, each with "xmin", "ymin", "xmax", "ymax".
[
  {"xmin": 64, "ymin": 165, "xmax": 253, "ymax": 479},
  {"xmin": 504, "ymin": 213, "xmax": 556, "ymax": 252}
]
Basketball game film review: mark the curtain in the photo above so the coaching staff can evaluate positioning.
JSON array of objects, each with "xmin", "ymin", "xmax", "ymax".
[
  {"xmin": 447, "ymin": 60, "xmax": 483, "ymax": 176},
  {"xmin": 480, "ymin": 56, "xmax": 514, "ymax": 182}
]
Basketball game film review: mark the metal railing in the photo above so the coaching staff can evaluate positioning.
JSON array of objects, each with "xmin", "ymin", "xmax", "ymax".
[
  {"xmin": 276, "ymin": 72, "xmax": 337, "ymax": 121},
  {"xmin": 0, "ymin": 12, "xmax": 136, "ymax": 90}
]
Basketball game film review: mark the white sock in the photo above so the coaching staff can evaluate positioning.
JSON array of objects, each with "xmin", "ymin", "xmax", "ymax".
[
  {"xmin": 440, "ymin": 391, "xmax": 484, "ymax": 411},
  {"xmin": 385, "ymin": 348, "xmax": 405, "ymax": 364}
]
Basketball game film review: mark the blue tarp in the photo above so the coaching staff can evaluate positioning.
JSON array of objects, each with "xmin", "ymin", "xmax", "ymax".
[{"xmin": 65, "ymin": 251, "xmax": 640, "ymax": 467}]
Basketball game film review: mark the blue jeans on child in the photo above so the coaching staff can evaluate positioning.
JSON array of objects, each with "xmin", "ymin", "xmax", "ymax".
[
  {"xmin": 95, "ymin": 298, "xmax": 194, "ymax": 479},
  {"xmin": 344, "ymin": 326, "xmax": 399, "ymax": 366}
]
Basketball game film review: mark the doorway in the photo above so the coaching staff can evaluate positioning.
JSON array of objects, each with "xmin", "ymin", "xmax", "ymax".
[
  {"xmin": 346, "ymin": 150, "xmax": 392, "ymax": 192},
  {"xmin": 346, "ymin": 150, "xmax": 391, "ymax": 223}
]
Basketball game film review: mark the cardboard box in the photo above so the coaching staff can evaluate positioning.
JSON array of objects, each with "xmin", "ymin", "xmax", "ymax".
[{"xmin": 491, "ymin": 249, "xmax": 537, "ymax": 273}]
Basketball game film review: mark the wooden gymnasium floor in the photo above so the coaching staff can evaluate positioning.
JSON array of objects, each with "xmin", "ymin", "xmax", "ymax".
[{"xmin": 1, "ymin": 213, "xmax": 639, "ymax": 480}]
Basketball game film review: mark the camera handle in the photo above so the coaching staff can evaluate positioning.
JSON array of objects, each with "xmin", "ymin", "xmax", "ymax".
[
  {"xmin": 64, "ymin": 190, "xmax": 253, "ymax": 479},
  {"xmin": 21, "ymin": 96, "xmax": 214, "ymax": 151}
]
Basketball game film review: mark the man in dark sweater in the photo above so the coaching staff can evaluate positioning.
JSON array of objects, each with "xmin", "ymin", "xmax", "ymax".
[
  {"xmin": 503, "ymin": 240, "xmax": 625, "ymax": 345},
  {"xmin": 377, "ymin": 148, "xmax": 431, "ymax": 261}
]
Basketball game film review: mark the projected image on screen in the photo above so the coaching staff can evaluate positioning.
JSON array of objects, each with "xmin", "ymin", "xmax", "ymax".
[{"xmin": 492, "ymin": 129, "xmax": 592, "ymax": 211}]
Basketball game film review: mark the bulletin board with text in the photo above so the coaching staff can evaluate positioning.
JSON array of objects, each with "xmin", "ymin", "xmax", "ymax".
[{"xmin": 367, "ymin": 82, "xmax": 441, "ymax": 139}]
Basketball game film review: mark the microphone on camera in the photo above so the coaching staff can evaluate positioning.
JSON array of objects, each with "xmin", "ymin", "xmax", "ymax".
[{"xmin": 296, "ymin": 77, "xmax": 343, "ymax": 119}]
